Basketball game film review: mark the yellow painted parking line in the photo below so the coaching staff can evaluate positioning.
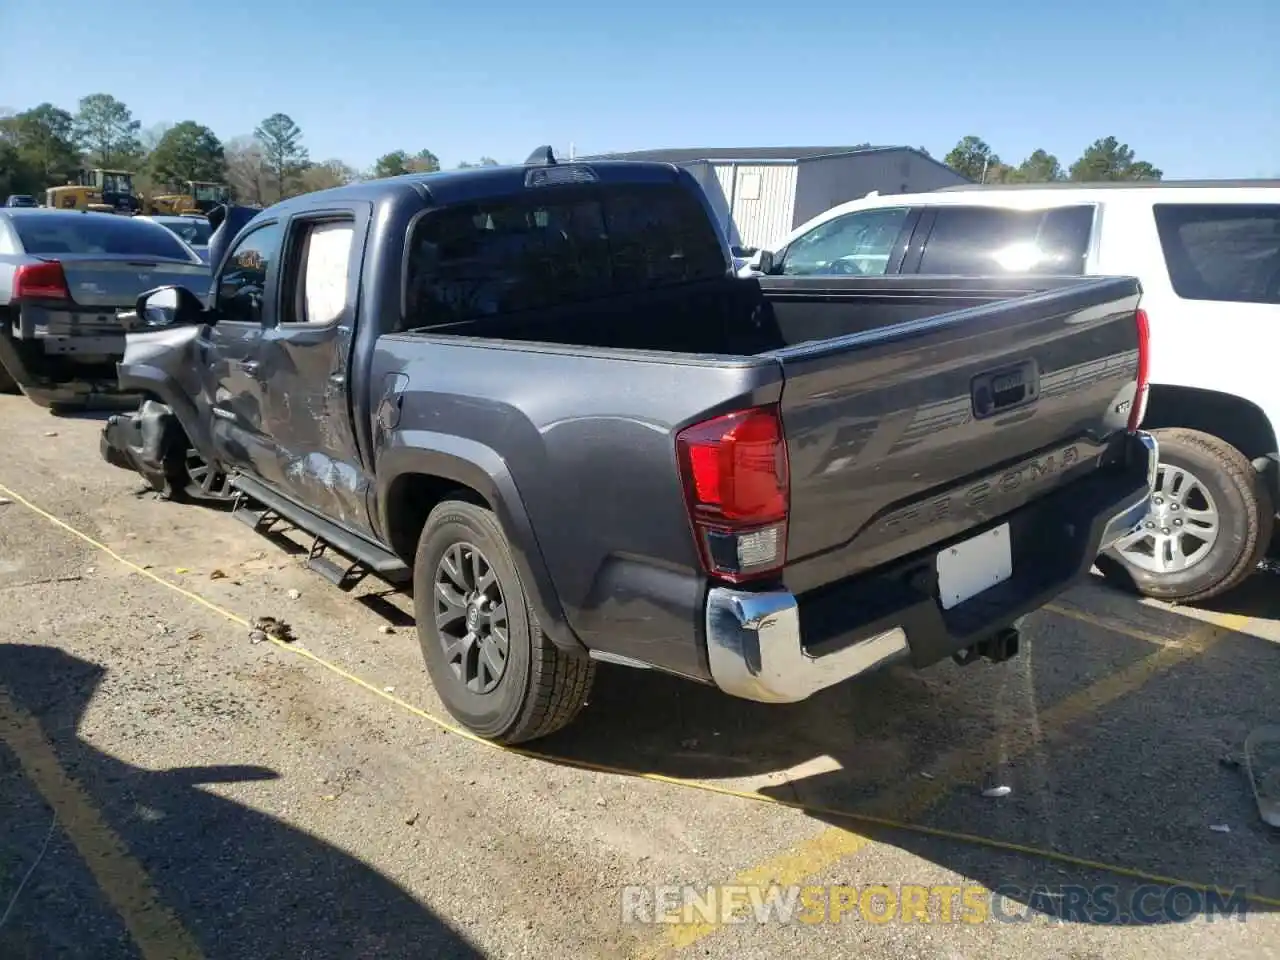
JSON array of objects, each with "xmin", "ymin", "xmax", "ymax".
[
  {"xmin": 1044, "ymin": 601, "xmax": 1192, "ymax": 648},
  {"xmin": 649, "ymin": 613, "xmax": 1242, "ymax": 956},
  {"xmin": 2, "ymin": 479, "xmax": 1271, "ymax": 956},
  {"xmin": 0, "ymin": 685, "xmax": 205, "ymax": 960}
]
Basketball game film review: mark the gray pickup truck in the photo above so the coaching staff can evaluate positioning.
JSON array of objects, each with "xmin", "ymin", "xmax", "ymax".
[{"xmin": 100, "ymin": 150, "xmax": 1157, "ymax": 743}]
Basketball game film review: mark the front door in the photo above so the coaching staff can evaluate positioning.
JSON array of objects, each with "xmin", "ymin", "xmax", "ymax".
[
  {"xmin": 201, "ymin": 218, "xmax": 286, "ymax": 475},
  {"xmin": 251, "ymin": 204, "xmax": 374, "ymax": 534}
]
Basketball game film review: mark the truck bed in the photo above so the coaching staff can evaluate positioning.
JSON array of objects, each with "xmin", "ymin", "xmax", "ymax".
[
  {"xmin": 385, "ymin": 274, "xmax": 1144, "ymax": 678},
  {"xmin": 405, "ymin": 274, "xmax": 1085, "ymax": 357}
]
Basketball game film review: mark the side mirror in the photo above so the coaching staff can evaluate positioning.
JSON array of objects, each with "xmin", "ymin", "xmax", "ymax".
[
  {"xmin": 746, "ymin": 249, "xmax": 775, "ymax": 275},
  {"xmin": 137, "ymin": 285, "xmax": 207, "ymax": 327}
]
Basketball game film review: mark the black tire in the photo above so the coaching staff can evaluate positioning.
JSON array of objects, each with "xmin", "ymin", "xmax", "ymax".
[
  {"xmin": 412, "ymin": 500, "xmax": 594, "ymax": 743},
  {"xmin": 1102, "ymin": 428, "xmax": 1274, "ymax": 603}
]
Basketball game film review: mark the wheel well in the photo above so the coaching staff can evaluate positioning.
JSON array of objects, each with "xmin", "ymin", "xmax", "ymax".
[
  {"xmin": 1144, "ymin": 384, "xmax": 1279, "ymax": 498},
  {"xmin": 384, "ymin": 473, "xmax": 491, "ymax": 566},
  {"xmin": 1145, "ymin": 385, "xmax": 1278, "ymax": 460}
]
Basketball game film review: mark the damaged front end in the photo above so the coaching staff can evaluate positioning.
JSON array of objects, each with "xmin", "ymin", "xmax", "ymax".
[
  {"xmin": 101, "ymin": 398, "xmax": 192, "ymax": 497},
  {"xmin": 100, "ymin": 324, "xmax": 229, "ymax": 502}
]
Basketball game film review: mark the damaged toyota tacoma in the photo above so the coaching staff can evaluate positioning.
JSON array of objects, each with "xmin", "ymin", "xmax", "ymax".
[{"xmin": 100, "ymin": 149, "xmax": 1157, "ymax": 743}]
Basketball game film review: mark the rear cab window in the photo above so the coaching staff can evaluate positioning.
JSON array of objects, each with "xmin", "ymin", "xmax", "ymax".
[
  {"xmin": 403, "ymin": 182, "xmax": 727, "ymax": 328},
  {"xmin": 1153, "ymin": 203, "xmax": 1280, "ymax": 304},
  {"xmin": 11, "ymin": 214, "xmax": 196, "ymax": 260},
  {"xmin": 916, "ymin": 205, "xmax": 1095, "ymax": 275}
]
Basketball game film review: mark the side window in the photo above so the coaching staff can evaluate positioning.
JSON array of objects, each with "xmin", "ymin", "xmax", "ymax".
[
  {"xmin": 215, "ymin": 222, "xmax": 284, "ymax": 324},
  {"xmin": 778, "ymin": 207, "xmax": 910, "ymax": 277},
  {"xmin": 917, "ymin": 205, "xmax": 1094, "ymax": 275},
  {"xmin": 1153, "ymin": 203, "xmax": 1280, "ymax": 305},
  {"xmin": 289, "ymin": 220, "xmax": 354, "ymax": 325}
]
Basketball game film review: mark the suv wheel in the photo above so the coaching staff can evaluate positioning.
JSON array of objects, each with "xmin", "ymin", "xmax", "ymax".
[
  {"xmin": 1102, "ymin": 428, "xmax": 1273, "ymax": 602},
  {"xmin": 413, "ymin": 500, "xmax": 594, "ymax": 743}
]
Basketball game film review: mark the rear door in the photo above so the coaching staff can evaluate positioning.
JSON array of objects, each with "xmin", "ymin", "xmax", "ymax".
[
  {"xmin": 200, "ymin": 219, "xmax": 286, "ymax": 475},
  {"xmin": 902, "ymin": 203, "xmax": 1096, "ymax": 276},
  {"xmin": 1140, "ymin": 199, "xmax": 1280, "ymax": 420},
  {"xmin": 249, "ymin": 203, "xmax": 374, "ymax": 534}
]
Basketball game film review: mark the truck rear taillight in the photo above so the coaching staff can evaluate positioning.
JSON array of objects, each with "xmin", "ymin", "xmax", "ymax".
[
  {"xmin": 14, "ymin": 261, "xmax": 70, "ymax": 301},
  {"xmin": 676, "ymin": 405, "xmax": 789, "ymax": 583},
  {"xmin": 1128, "ymin": 308, "xmax": 1150, "ymax": 432}
]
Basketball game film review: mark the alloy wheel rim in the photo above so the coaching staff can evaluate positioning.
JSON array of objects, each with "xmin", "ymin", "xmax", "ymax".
[
  {"xmin": 433, "ymin": 542, "xmax": 509, "ymax": 694},
  {"xmin": 1113, "ymin": 464, "xmax": 1221, "ymax": 574}
]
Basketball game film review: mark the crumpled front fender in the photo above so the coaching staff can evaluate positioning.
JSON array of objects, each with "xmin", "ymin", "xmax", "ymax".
[
  {"xmin": 113, "ymin": 324, "xmax": 215, "ymax": 463},
  {"xmin": 100, "ymin": 398, "xmax": 188, "ymax": 495}
]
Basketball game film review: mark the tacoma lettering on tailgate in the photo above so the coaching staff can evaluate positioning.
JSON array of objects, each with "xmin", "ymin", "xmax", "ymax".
[{"xmin": 872, "ymin": 444, "xmax": 1084, "ymax": 540}]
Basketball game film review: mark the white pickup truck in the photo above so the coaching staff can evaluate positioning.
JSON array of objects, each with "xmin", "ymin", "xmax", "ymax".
[{"xmin": 739, "ymin": 181, "xmax": 1280, "ymax": 602}]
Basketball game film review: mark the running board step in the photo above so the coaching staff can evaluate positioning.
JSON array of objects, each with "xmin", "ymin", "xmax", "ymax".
[{"xmin": 229, "ymin": 474, "xmax": 411, "ymax": 590}]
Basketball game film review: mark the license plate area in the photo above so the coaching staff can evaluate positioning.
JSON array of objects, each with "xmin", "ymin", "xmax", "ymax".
[{"xmin": 936, "ymin": 523, "xmax": 1013, "ymax": 611}]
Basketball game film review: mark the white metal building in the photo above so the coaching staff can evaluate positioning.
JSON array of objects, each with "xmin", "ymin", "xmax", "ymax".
[{"xmin": 586, "ymin": 145, "xmax": 970, "ymax": 249}]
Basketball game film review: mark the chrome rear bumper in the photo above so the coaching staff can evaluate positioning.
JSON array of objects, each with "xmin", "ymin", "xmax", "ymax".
[{"xmin": 705, "ymin": 431, "xmax": 1158, "ymax": 704}]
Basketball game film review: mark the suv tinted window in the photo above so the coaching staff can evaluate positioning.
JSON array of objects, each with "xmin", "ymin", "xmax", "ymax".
[
  {"xmin": 917, "ymin": 205, "xmax": 1094, "ymax": 275},
  {"xmin": 404, "ymin": 184, "xmax": 726, "ymax": 327},
  {"xmin": 12, "ymin": 213, "xmax": 195, "ymax": 260},
  {"xmin": 1153, "ymin": 203, "xmax": 1280, "ymax": 304},
  {"xmin": 779, "ymin": 207, "xmax": 910, "ymax": 277}
]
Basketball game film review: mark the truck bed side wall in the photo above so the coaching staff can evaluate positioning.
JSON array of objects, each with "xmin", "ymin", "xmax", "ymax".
[{"xmin": 372, "ymin": 339, "xmax": 784, "ymax": 682}]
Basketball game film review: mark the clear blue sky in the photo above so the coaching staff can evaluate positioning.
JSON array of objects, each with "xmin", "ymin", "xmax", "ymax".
[{"xmin": 2, "ymin": 0, "xmax": 1276, "ymax": 177}]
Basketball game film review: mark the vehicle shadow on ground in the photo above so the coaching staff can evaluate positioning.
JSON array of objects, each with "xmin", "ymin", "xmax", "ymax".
[
  {"xmin": 544, "ymin": 591, "xmax": 1280, "ymax": 925},
  {"xmin": 0, "ymin": 644, "xmax": 484, "ymax": 960},
  {"xmin": 1194, "ymin": 564, "xmax": 1280, "ymax": 620},
  {"xmin": 1093, "ymin": 555, "xmax": 1280, "ymax": 621}
]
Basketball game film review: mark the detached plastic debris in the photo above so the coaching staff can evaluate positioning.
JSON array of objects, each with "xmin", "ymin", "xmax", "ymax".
[
  {"xmin": 251, "ymin": 615, "xmax": 296, "ymax": 644},
  {"xmin": 1244, "ymin": 725, "xmax": 1280, "ymax": 828},
  {"xmin": 1209, "ymin": 823, "xmax": 1231, "ymax": 833},
  {"xmin": 982, "ymin": 785, "xmax": 1013, "ymax": 798}
]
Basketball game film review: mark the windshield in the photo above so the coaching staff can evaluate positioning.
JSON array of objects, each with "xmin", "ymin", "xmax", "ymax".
[
  {"xmin": 193, "ymin": 183, "xmax": 229, "ymax": 203},
  {"xmin": 13, "ymin": 214, "xmax": 195, "ymax": 260},
  {"xmin": 161, "ymin": 218, "xmax": 212, "ymax": 247},
  {"xmin": 101, "ymin": 172, "xmax": 134, "ymax": 195}
]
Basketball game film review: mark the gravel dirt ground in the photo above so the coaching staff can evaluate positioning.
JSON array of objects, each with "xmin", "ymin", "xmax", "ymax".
[{"xmin": 1, "ymin": 394, "xmax": 1277, "ymax": 960}]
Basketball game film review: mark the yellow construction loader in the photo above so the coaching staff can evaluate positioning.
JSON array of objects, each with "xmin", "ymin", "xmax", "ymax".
[
  {"xmin": 45, "ymin": 168, "xmax": 141, "ymax": 214},
  {"xmin": 145, "ymin": 180, "xmax": 232, "ymax": 215}
]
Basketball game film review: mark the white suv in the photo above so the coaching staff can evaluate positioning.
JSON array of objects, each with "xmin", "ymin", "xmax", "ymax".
[{"xmin": 745, "ymin": 182, "xmax": 1280, "ymax": 602}]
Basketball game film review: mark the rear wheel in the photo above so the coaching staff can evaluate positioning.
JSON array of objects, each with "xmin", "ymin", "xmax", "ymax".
[
  {"xmin": 412, "ymin": 500, "xmax": 594, "ymax": 744},
  {"xmin": 1102, "ymin": 428, "xmax": 1273, "ymax": 602}
]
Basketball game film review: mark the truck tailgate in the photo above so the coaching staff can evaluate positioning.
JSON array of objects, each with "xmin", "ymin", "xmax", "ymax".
[{"xmin": 772, "ymin": 276, "xmax": 1143, "ymax": 594}]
